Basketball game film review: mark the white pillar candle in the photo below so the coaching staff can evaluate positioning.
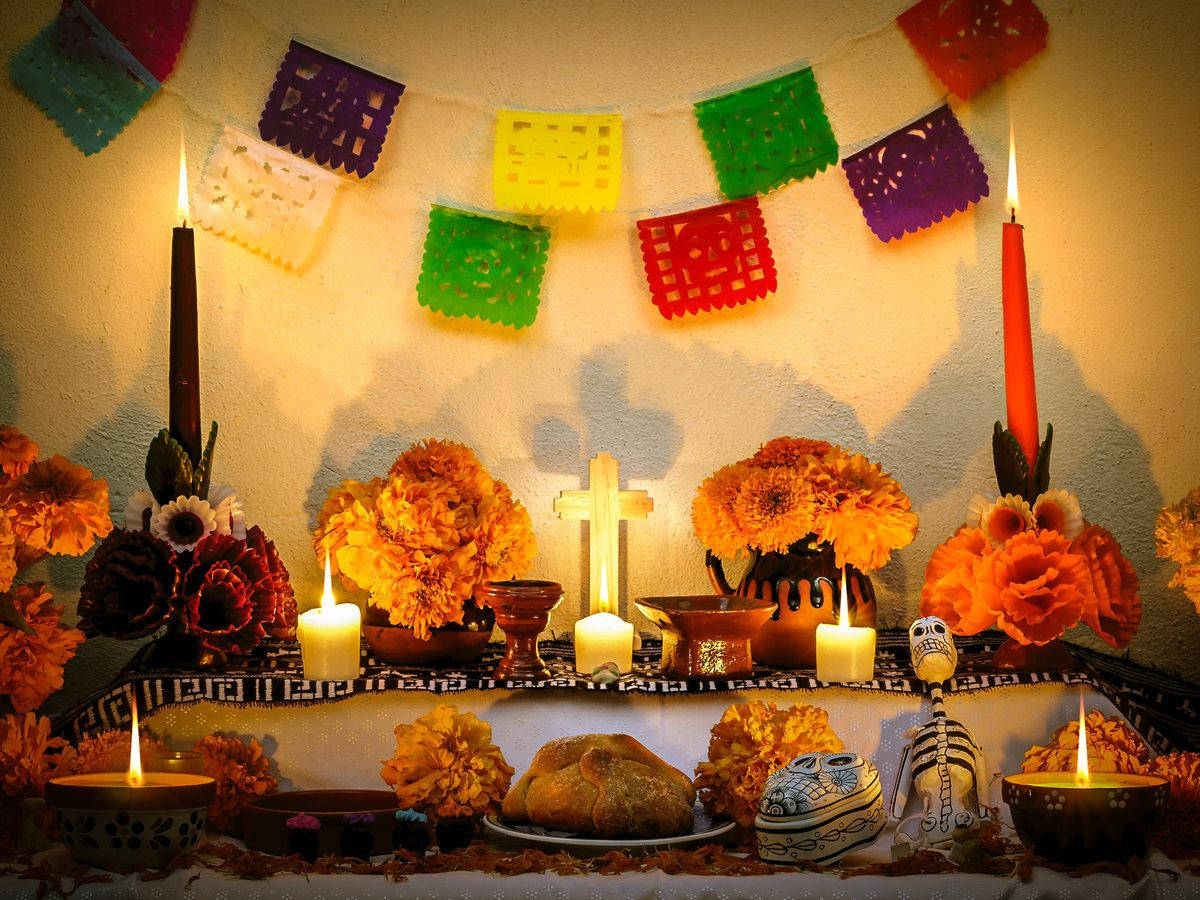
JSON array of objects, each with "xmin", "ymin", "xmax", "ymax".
[
  {"xmin": 816, "ymin": 570, "xmax": 876, "ymax": 683},
  {"xmin": 574, "ymin": 563, "xmax": 633, "ymax": 675},
  {"xmin": 297, "ymin": 555, "xmax": 361, "ymax": 681}
]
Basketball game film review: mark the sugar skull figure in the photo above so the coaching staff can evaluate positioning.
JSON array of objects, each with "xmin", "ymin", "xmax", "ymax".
[
  {"xmin": 909, "ymin": 615, "xmax": 958, "ymax": 684},
  {"xmin": 890, "ymin": 616, "xmax": 988, "ymax": 853},
  {"xmin": 755, "ymin": 752, "xmax": 885, "ymax": 865}
]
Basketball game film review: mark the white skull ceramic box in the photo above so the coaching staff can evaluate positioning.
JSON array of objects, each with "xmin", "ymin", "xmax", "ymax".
[{"xmin": 754, "ymin": 752, "xmax": 885, "ymax": 865}]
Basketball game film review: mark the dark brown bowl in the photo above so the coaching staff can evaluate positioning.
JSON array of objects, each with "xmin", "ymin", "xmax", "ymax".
[
  {"xmin": 634, "ymin": 595, "xmax": 776, "ymax": 678},
  {"xmin": 1002, "ymin": 773, "xmax": 1168, "ymax": 865},
  {"xmin": 242, "ymin": 790, "xmax": 402, "ymax": 857}
]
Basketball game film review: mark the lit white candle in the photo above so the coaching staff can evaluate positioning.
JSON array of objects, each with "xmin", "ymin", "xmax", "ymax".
[
  {"xmin": 574, "ymin": 562, "xmax": 633, "ymax": 675},
  {"xmin": 297, "ymin": 554, "xmax": 361, "ymax": 681},
  {"xmin": 815, "ymin": 570, "xmax": 876, "ymax": 682}
]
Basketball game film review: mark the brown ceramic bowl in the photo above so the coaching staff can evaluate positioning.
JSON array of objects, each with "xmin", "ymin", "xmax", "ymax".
[
  {"xmin": 242, "ymin": 789, "xmax": 402, "ymax": 857},
  {"xmin": 1002, "ymin": 773, "xmax": 1168, "ymax": 865},
  {"xmin": 634, "ymin": 595, "xmax": 776, "ymax": 678}
]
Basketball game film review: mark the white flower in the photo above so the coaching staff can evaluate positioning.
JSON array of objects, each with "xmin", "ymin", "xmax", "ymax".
[
  {"xmin": 1032, "ymin": 489, "xmax": 1084, "ymax": 540},
  {"xmin": 965, "ymin": 494, "xmax": 992, "ymax": 529},
  {"xmin": 124, "ymin": 489, "xmax": 157, "ymax": 531},
  {"xmin": 979, "ymin": 494, "xmax": 1034, "ymax": 547},
  {"xmin": 208, "ymin": 485, "xmax": 246, "ymax": 540},
  {"xmin": 150, "ymin": 495, "xmax": 218, "ymax": 552}
]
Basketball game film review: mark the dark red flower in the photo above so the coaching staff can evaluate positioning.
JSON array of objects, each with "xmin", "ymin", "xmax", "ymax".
[
  {"xmin": 244, "ymin": 525, "xmax": 296, "ymax": 640},
  {"xmin": 179, "ymin": 534, "xmax": 274, "ymax": 656},
  {"xmin": 78, "ymin": 529, "xmax": 178, "ymax": 638}
]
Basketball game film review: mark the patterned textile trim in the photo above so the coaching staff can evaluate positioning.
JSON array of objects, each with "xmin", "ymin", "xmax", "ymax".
[{"xmin": 52, "ymin": 631, "xmax": 1198, "ymax": 752}]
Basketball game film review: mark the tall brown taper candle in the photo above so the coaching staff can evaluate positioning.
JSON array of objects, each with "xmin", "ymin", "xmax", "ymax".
[{"xmin": 169, "ymin": 139, "xmax": 201, "ymax": 466}]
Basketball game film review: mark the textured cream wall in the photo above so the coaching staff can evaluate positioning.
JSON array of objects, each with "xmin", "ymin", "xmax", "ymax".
[{"xmin": 1, "ymin": 0, "xmax": 1198, "ymax": 717}]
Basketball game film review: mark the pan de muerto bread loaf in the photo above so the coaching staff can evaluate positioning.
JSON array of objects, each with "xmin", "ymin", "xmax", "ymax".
[{"xmin": 501, "ymin": 734, "xmax": 696, "ymax": 837}]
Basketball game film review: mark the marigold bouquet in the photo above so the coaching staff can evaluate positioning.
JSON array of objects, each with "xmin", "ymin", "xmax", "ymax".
[
  {"xmin": 77, "ymin": 422, "xmax": 296, "ymax": 663},
  {"xmin": 1156, "ymin": 486, "xmax": 1200, "ymax": 614},
  {"xmin": 379, "ymin": 704, "xmax": 513, "ymax": 819},
  {"xmin": 921, "ymin": 490, "xmax": 1141, "ymax": 649},
  {"xmin": 694, "ymin": 699, "xmax": 844, "ymax": 828},
  {"xmin": 692, "ymin": 436, "xmax": 917, "ymax": 572},
  {"xmin": 314, "ymin": 439, "xmax": 537, "ymax": 640},
  {"xmin": 0, "ymin": 426, "xmax": 106, "ymax": 713}
]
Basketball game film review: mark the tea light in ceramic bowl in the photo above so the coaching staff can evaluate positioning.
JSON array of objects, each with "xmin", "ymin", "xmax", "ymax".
[
  {"xmin": 1002, "ymin": 699, "xmax": 1167, "ymax": 865},
  {"xmin": 45, "ymin": 705, "xmax": 215, "ymax": 871}
]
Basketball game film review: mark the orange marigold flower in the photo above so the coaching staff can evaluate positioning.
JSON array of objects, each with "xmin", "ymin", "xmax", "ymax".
[
  {"xmin": 920, "ymin": 527, "xmax": 995, "ymax": 634},
  {"xmin": 471, "ymin": 485, "xmax": 537, "ymax": 586},
  {"xmin": 694, "ymin": 700, "xmax": 844, "ymax": 828},
  {"xmin": 1146, "ymin": 752, "xmax": 1200, "ymax": 859},
  {"xmin": 732, "ymin": 466, "xmax": 816, "ymax": 555},
  {"xmin": 1021, "ymin": 710, "xmax": 1148, "ymax": 775},
  {"xmin": 1072, "ymin": 525, "xmax": 1141, "ymax": 649},
  {"xmin": 0, "ymin": 713, "xmax": 73, "ymax": 799},
  {"xmin": 0, "ymin": 515, "xmax": 15, "ymax": 594},
  {"xmin": 313, "ymin": 478, "xmax": 383, "ymax": 589},
  {"xmin": 806, "ymin": 448, "xmax": 918, "ymax": 572},
  {"xmin": 194, "ymin": 734, "xmax": 278, "ymax": 833},
  {"xmin": 1173, "ymin": 564, "xmax": 1200, "ymax": 615},
  {"xmin": 71, "ymin": 729, "xmax": 166, "ymax": 776},
  {"xmin": 743, "ymin": 436, "xmax": 833, "ymax": 470},
  {"xmin": 389, "ymin": 439, "xmax": 493, "ymax": 509},
  {"xmin": 0, "ymin": 427, "xmax": 38, "ymax": 483},
  {"xmin": 0, "ymin": 583, "xmax": 85, "ymax": 713},
  {"xmin": 977, "ymin": 494, "xmax": 1034, "ymax": 547},
  {"xmin": 380, "ymin": 705, "xmax": 513, "ymax": 819},
  {"xmin": 1156, "ymin": 486, "xmax": 1200, "ymax": 567},
  {"xmin": 979, "ymin": 530, "xmax": 1090, "ymax": 646},
  {"xmin": 1, "ymin": 455, "xmax": 112, "ymax": 557},
  {"xmin": 692, "ymin": 463, "xmax": 754, "ymax": 558}
]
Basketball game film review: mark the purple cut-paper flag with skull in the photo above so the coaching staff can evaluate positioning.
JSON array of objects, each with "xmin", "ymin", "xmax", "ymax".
[
  {"xmin": 258, "ymin": 40, "xmax": 405, "ymax": 178},
  {"xmin": 841, "ymin": 104, "xmax": 988, "ymax": 242}
]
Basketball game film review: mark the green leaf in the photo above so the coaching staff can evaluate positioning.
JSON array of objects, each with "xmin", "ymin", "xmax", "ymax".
[
  {"xmin": 145, "ymin": 429, "xmax": 194, "ymax": 505},
  {"xmin": 191, "ymin": 421, "xmax": 219, "ymax": 498},
  {"xmin": 1031, "ymin": 423, "xmax": 1054, "ymax": 497},
  {"xmin": 0, "ymin": 593, "xmax": 35, "ymax": 635},
  {"xmin": 992, "ymin": 421, "xmax": 1031, "ymax": 500}
]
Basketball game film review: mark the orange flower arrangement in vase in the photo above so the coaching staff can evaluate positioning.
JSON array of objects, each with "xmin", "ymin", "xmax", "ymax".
[
  {"xmin": 314, "ymin": 439, "xmax": 537, "ymax": 665},
  {"xmin": 0, "ymin": 426, "xmax": 108, "ymax": 715},
  {"xmin": 921, "ymin": 426, "xmax": 1142, "ymax": 669},
  {"xmin": 693, "ymin": 437, "xmax": 917, "ymax": 667}
]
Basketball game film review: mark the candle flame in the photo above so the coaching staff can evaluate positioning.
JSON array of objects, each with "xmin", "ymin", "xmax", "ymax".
[
  {"xmin": 1074, "ymin": 690, "xmax": 1089, "ymax": 785},
  {"xmin": 127, "ymin": 701, "xmax": 143, "ymax": 787},
  {"xmin": 321, "ymin": 551, "xmax": 336, "ymax": 613},
  {"xmin": 1006, "ymin": 120, "xmax": 1019, "ymax": 221},
  {"xmin": 838, "ymin": 568, "xmax": 850, "ymax": 629},
  {"xmin": 177, "ymin": 132, "xmax": 189, "ymax": 226},
  {"xmin": 599, "ymin": 560, "xmax": 611, "ymax": 615}
]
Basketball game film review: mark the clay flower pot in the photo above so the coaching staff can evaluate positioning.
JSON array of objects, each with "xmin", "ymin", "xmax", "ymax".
[
  {"xmin": 361, "ymin": 602, "xmax": 494, "ymax": 666},
  {"xmin": 706, "ymin": 538, "xmax": 875, "ymax": 669},
  {"xmin": 477, "ymin": 580, "xmax": 563, "ymax": 680}
]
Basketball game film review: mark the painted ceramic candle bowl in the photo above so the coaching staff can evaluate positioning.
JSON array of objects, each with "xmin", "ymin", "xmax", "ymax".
[
  {"xmin": 633, "ymin": 595, "xmax": 776, "ymax": 678},
  {"xmin": 1002, "ymin": 773, "xmax": 1168, "ymax": 865},
  {"xmin": 46, "ymin": 774, "xmax": 215, "ymax": 871},
  {"xmin": 754, "ymin": 753, "xmax": 885, "ymax": 865}
]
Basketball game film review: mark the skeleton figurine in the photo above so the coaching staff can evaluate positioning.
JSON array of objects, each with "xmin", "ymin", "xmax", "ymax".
[{"xmin": 889, "ymin": 616, "xmax": 989, "ymax": 853}]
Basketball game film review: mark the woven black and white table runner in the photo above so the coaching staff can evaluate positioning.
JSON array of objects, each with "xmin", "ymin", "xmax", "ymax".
[{"xmin": 53, "ymin": 631, "xmax": 1199, "ymax": 753}]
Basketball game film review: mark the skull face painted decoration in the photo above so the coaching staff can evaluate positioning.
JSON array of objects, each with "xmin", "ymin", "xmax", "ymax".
[
  {"xmin": 755, "ymin": 752, "xmax": 885, "ymax": 865},
  {"xmin": 909, "ymin": 615, "xmax": 958, "ymax": 684}
]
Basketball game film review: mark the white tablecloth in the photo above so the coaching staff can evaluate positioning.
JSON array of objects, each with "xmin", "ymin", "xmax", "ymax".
[{"xmin": 1, "ymin": 855, "xmax": 1196, "ymax": 899}]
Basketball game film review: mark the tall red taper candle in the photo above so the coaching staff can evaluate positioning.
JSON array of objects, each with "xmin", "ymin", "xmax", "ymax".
[
  {"xmin": 169, "ymin": 139, "xmax": 201, "ymax": 465},
  {"xmin": 1001, "ymin": 130, "xmax": 1039, "ymax": 472}
]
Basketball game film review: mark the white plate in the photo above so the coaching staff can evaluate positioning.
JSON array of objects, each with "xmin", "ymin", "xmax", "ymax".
[{"xmin": 483, "ymin": 804, "xmax": 736, "ymax": 853}]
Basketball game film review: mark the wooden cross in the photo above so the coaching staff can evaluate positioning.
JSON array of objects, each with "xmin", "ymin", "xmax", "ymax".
[{"xmin": 554, "ymin": 452, "xmax": 653, "ymax": 614}]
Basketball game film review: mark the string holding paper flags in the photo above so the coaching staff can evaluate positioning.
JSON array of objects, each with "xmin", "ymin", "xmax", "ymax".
[{"xmin": 9, "ymin": 0, "xmax": 1050, "ymax": 317}]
